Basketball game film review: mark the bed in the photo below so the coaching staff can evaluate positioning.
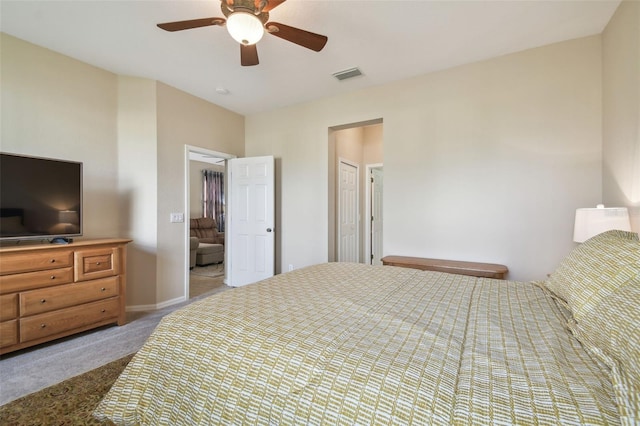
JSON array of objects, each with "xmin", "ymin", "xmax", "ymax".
[{"xmin": 94, "ymin": 230, "xmax": 639, "ymax": 425}]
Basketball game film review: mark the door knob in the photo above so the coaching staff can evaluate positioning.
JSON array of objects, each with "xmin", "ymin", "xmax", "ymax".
[{"xmin": 266, "ymin": 228, "xmax": 272, "ymax": 232}]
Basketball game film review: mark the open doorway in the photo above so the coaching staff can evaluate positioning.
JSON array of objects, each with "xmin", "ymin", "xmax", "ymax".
[
  {"xmin": 328, "ymin": 120, "xmax": 383, "ymax": 263},
  {"xmin": 184, "ymin": 146, "xmax": 235, "ymax": 299}
]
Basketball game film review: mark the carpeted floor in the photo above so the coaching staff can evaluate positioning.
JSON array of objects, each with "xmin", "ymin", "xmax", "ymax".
[
  {"xmin": 0, "ymin": 271, "xmax": 231, "ymax": 407},
  {"xmin": 0, "ymin": 354, "xmax": 134, "ymax": 425},
  {"xmin": 0, "ymin": 270, "xmax": 229, "ymax": 424}
]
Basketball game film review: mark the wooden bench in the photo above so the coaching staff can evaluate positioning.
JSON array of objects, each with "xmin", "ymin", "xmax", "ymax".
[{"xmin": 381, "ymin": 255, "xmax": 508, "ymax": 279}]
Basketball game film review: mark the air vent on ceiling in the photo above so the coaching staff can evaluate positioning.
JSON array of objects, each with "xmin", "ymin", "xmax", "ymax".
[{"xmin": 332, "ymin": 67, "xmax": 363, "ymax": 81}]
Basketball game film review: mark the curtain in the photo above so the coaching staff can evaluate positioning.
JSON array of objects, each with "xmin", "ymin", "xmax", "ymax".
[{"xmin": 203, "ymin": 170, "xmax": 225, "ymax": 232}]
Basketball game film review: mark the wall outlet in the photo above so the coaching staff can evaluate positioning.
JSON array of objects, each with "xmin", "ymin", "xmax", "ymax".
[
  {"xmin": 288, "ymin": 264, "xmax": 294, "ymax": 271},
  {"xmin": 170, "ymin": 213, "xmax": 184, "ymax": 223}
]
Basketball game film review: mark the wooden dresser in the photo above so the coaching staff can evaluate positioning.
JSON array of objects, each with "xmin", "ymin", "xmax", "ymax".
[
  {"xmin": 0, "ymin": 238, "xmax": 131, "ymax": 355},
  {"xmin": 381, "ymin": 255, "xmax": 508, "ymax": 279}
]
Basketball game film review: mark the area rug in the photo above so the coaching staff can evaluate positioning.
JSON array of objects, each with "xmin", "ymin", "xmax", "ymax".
[
  {"xmin": 0, "ymin": 353, "xmax": 134, "ymax": 425},
  {"xmin": 190, "ymin": 262, "xmax": 224, "ymax": 278}
]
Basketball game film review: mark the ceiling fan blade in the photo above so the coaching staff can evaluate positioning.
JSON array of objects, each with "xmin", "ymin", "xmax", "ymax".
[
  {"xmin": 259, "ymin": 0, "xmax": 286, "ymax": 12},
  {"xmin": 241, "ymin": 44, "xmax": 259, "ymax": 66},
  {"xmin": 265, "ymin": 22, "xmax": 328, "ymax": 52},
  {"xmin": 157, "ymin": 17, "xmax": 226, "ymax": 32}
]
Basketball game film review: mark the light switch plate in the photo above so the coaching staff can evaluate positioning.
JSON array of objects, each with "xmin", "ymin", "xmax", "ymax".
[{"xmin": 170, "ymin": 213, "xmax": 184, "ymax": 223}]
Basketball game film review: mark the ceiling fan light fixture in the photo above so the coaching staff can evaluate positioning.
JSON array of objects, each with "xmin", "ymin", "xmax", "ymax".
[{"xmin": 226, "ymin": 11, "xmax": 264, "ymax": 45}]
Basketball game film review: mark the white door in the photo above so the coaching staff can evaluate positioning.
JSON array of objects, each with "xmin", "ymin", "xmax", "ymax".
[
  {"xmin": 371, "ymin": 167, "xmax": 384, "ymax": 265},
  {"xmin": 227, "ymin": 156, "xmax": 275, "ymax": 286},
  {"xmin": 338, "ymin": 160, "xmax": 358, "ymax": 262}
]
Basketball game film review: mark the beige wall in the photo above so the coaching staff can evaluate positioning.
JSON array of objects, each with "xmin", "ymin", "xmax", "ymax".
[
  {"xmin": 602, "ymin": 0, "xmax": 640, "ymax": 232},
  {"xmin": 247, "ymin": 36, "xmax": 603, "ymax": 281},
  {"xmin": 1, "ymin": 34, "xmax": 120, "ymax": 239},
  {"xmin": 363, "ymin": 124, "xmax": 383, "ymax": 166},
  {"xmin": 155, "ymin": 82, "xmax": 244, "ymax": 304},
  {"xmin": 1, "ymin": 33, "xmax": 245, "ymax": 308},
  {"xmin": 190, "ymin": 162, "xmax": 206, "ymax": 219},
  {"xmin": 117, "ymin": 76, "xmax": 158, "ymax": 307}
]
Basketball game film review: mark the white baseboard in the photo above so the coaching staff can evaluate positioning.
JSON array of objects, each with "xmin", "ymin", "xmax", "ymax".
[{"xmin": 126, "ymin": 295, "xmax": 187, "ymax": 312}]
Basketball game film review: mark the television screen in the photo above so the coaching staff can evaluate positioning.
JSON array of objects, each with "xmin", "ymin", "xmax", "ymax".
[{"xmin": 0, "ymin": 153, "xmax": 82, "ymax": 242}]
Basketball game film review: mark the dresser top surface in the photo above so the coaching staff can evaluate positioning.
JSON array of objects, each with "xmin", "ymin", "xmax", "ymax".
[{"xmin": 0, "ymin": 238, "xmax": 132, "ymax": 254}]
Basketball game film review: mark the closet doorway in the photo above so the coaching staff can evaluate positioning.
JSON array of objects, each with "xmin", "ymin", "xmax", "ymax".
[{"xmin": 328, "ymin": 119, "xmax": 383, "ymax": 264}]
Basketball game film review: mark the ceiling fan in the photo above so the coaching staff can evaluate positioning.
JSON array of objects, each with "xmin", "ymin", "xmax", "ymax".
[{"xmin": 157, "ymin": 0, "xmax": 328, "ymax": 66}]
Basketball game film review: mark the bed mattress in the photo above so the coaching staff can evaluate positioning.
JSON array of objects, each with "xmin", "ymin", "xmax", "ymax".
[{"xmin": 95, "ymin": 262, "xmax": 619, "ymax": 425}]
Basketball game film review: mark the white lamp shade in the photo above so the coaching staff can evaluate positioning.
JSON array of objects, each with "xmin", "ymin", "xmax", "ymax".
[
  {"xmin": 226, "ymin": 12, "xmax": 264, "ymax": 45},
  {"xmin": 573, "ymin": 205, "xmax": 631, "ymax": 243}
]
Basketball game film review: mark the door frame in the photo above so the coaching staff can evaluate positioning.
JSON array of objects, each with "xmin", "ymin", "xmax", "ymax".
[
  {"xmin": 183, "ymin": 145, "xmax": 236, "ymax": 299},
  {"xmin": 365, "ymin": 163, "xmax": 383, "ymax": 265}
]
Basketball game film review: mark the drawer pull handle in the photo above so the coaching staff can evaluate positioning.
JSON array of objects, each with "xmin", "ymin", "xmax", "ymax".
[
  {"xmin": 96, "ymin": 262, "xmax": 101, "ymax": 266},
  {"xmin": 40, "ymin": 299, "xmax": 46, "ymax": 304},
  {"xmin": 101, "ymin": 287, "xmax": 106, "ymax": 292},
  {"xmin": 50, "ymin": 275, "xmax": 56, "ymax": 280},
  {"xmin": 40, "ymin": 324, "xmax": 46, "ymax": 328},
  {"xmin": 50, "ymin": 259, "xmax": 56, "ymax": 263},
  {"xmin": 101, "ymin": 309, "xmax": 106, "ymax": 313}
]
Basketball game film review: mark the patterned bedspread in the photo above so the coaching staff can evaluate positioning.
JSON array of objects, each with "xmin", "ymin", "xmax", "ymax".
[{"xmin": 94, "ymin": 263, "xmax": 620, "ymax": 425}]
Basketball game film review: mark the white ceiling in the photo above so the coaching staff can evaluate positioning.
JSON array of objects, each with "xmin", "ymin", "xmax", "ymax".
[{"xmin": 0, "ymin": 0, "xmax": 620, "ymax": 116}]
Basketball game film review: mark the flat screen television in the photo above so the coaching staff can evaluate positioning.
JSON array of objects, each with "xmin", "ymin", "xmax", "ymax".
[{"xmin": 0, "ymin": 153, "xmax": 82, "ymax": 243}]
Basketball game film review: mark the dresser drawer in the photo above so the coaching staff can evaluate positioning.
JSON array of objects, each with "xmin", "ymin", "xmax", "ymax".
[
  {"xmin": 74, "ymin": 247, "xmax": 120, "ymax": 282},
  {"xmin": 20, "ymin": 298, "xmax": 119, "ymax": 343},
  {"xmin": 0, "ymin": 250, "xmax": 73, "ymax": 275},
  {"xmin": 0, "ymin": 293, "xmax": 18, "ymax": 321},
  {"xmin": 0, "ymin": 267, "xmax": 74, "ymax": 295},
  {"xmin": 0, "ymin": 320, "xmax": 18, "ymax": 347},
  {"xmin": 20, "ymin": 276, "xmax": 119, "ymax": 316},
  {"xmin": 0, "ymin": 238, "xmax": 130, "ymax": 354}
]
